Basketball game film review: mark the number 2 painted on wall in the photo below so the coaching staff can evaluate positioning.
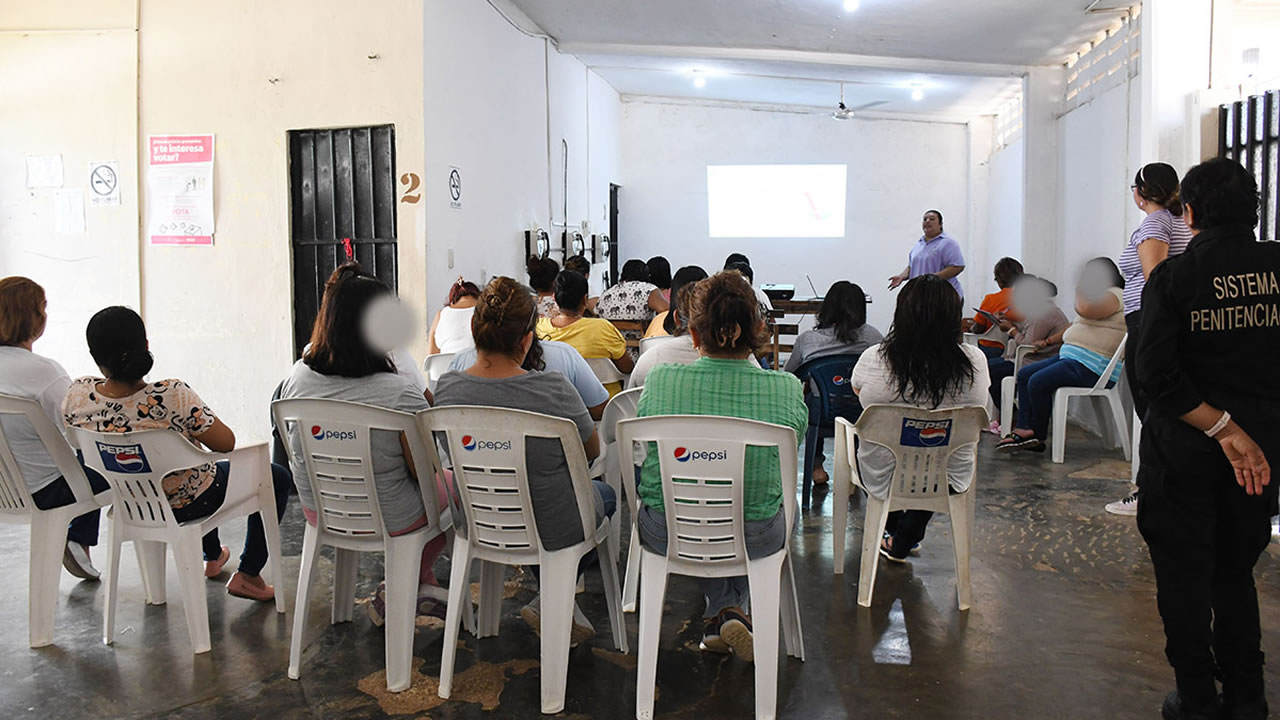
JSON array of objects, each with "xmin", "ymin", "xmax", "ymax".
[{"xmin": 400, "ymin": 173, "xmax": 421, "ymax": 204}]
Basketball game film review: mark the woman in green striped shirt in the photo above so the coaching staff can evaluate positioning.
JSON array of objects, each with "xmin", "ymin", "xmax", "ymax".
[{"xmin": 635, "ymin": 271, "xmax": 808, "ymax": 662}]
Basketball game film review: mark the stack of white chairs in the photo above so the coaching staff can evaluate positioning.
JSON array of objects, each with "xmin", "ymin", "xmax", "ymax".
[
  {"xmin": 72, "ymin": 428, "xmax": 285, "ymax": 654},
  {"xmin": 0, "ymin": 394, "xmax": 115, "ymax": 648},
  {"xmin": 272, "ymin": 397, "xmax": 458, "ymax": 692},
  {"xmin": 832, "ymin": 405, "xmax": 986, "ymax": 610},
  {"xmin": 423, "ymin": 405, "xmax": 626, "ymax": 715},
  {"xmin": 617, "ymin": 415, "xmax": 804, "ymax": 720}
]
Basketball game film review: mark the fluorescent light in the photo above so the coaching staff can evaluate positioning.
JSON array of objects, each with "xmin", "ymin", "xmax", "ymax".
[
  {"xmin": 693, "ymin": 75, "xmax": 706, "ymax": 88},
  {"xmin": 843, "ymin": 0, "xmax": 859, "ymax": 11},
  {"xmin": 911, "ymin": 88, "xmax": 924, "ymax": 101}
]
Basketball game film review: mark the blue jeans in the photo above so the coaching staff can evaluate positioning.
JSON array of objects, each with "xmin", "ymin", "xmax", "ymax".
[
  {"xmin": 1014, "ymin": 356, "xmax": 1103, "ymax": 439},
  {"xmin": 637, "ymin": 504, "xmax": 787, "ymax": 618},
  {"xmin": 30, "ymin": 465, "xmax": 111, "ymax": 547},
  {"xmin": 171, "ymin": 461, "xmax": 293, "ymax": 577}
]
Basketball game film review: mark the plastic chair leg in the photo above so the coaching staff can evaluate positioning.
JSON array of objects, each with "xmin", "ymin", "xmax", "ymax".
[
  {"xmin": 257, "ymin": 482, "xmax": 287, "ymax": 614},
  {"xmin": 1110, "ymin": 394, "xmax": 1132, "ymax": 461},
  {"xmin": 832, "ymin": 432, "xmax": 850, "ymax": 575},
  {"xmin": 289, "ymin": 523, "xmax": 321, "ymax": 681},
  {"xmin": 438, "ymin": 536, "xmax": 471, "ymax": 700},
  {"xmin": 173, "ymin": 530, "xmax": 212, "ymax": 654},
  {"xmin": 383, "ymin": 536, "xmax": 426, "ymax": 693},
  {"xmin": 802, "ymin": 425, "xmax": 818, "ymax": 507},
  {"xmin": 477, "ymin": 559, "xmax": 504, "ymax": 638},
  {"xmin": 135, "ymin": 540, "xmax": 168, "ymax": 605},
  {"xmin": 635, "ymin": 551, "xmax": 669, "ymax": 720},
  {"xmin": 949, "ymin": 492, "xmax": 973, "ymax": 611},
  {"xmin": 780, "ymin": 554, "xmax": 805, "ymax": 660},
  {"xmin": 623, "ymin": 522, "xmax": 640, "ymax": 613},
  {"xmin": 604, "ymin": 452, "xmax": 623, "ymax": 559},
  {"xmin": 1051, "ymin": 390, "xmax": 1070, "ymax": 464},
  {"xmin": 600, "ymin": 530, "xmax": 628, "ymax": 653},
  {"xmin": 746, "ymin": 554, "xmax": 784, "ymax": 720},
  {"xmin": 857, "ymin": 496, "xmax": 889, "ymax": 608},
  {"xmin": 1131, "ymin": 412, "xmax": 1143, "ymax": 484},
  {"xmin": 536, "ymin": 551, "xmax": 580, "ymax": 714},
  {"xmin": 101, "ymin": 517, "xmax": 124, "ymax": 646},
  {"xmin": 331, "ymin": 547, "xmax": 359, "ymax": 624},
  {"xmin": 28, "ymin": 510, "xmax": 70, "ymax": 648},
  {"xmin": 1000, "ymin": 377, "xmax": 1015, "ymax": 435}
]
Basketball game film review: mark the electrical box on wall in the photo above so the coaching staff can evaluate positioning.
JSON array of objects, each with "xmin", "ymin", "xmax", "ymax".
[
  {"xmin": 591, "ymin": 233, "xmax": 611, "ymax": 266},
  {"xmin": 564, "ymin": 230, "xmax": 586, "ymax": 259}
]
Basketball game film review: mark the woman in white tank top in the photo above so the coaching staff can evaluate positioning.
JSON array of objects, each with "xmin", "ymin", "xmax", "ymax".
[{"xmin": 428, "ymin": 278, "xmax": 480, "ymax": 355}]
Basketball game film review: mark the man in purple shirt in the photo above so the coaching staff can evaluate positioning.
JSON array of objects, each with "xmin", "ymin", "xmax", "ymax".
[{"xmin": 888, "ymin": 210, "xmax": 966, "ymax": 300}]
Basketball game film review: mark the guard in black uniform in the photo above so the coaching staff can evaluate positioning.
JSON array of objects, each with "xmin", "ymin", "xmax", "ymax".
[{"xmin": 1136, "ymin": 157, "xmax": 1280, "ymax": 720}]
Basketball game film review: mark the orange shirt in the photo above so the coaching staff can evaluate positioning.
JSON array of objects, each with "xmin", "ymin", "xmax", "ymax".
[{"xmin": 972, "ymin": 288, "xmax": 1020, "ymax": 348}]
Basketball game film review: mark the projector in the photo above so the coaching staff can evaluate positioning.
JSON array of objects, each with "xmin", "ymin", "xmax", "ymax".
[{"xmin": 761, "ymin": 284, "xmax": 795, "ymax": 301}]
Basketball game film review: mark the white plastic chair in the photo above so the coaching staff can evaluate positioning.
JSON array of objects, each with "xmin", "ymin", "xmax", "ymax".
[
  {"xmin": 1050, "ymin": 336, "xmax": 1130, "ymax": 463},
  {"xmin": 0, "ymin": 395, "xmax": 116, "ymax": 647},
  {"xmin": 962, "ymin": 324, "xmax": 1009, "ymax": 350},
  {"xmin": 272, "ymin": 398, "xmax": 459, "ymax": 693},
  {"xmin": 998, "ymin": 343, "xmax": 1038, "ymax": 435},
  {"xmin": 638, "ymin": 335, "xmax": 678, "ymax": 356},
  {"xmin": 71, "ymin": 428, "xmax": 285, "ymax": 654},
  {"xmin": 422, "ymin": 405, "xmax": 626, "ymax": 715},
  {"xmin": 617, "ymin": 415, "xmax": 804, "ymax": 720},
  {"xmin": 422, "ymin": 352, "xmax": 457, "ymax": 394},
  {"xmin": 587, "ymin": 357, "xmax": 628, "ymax": 389},
  {"xmin": 832, "ymin": 405, "xmax": 986, "ymax": 610},
  {"xmin": 598, "ymin": 387, "xmax": 642, "ymax": 612}
]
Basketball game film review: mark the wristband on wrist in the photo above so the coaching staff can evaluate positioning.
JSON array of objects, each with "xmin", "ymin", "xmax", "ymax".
[{"xmin": 1205, "ymin": 411, "xmax": 1231, "ymax": 438}]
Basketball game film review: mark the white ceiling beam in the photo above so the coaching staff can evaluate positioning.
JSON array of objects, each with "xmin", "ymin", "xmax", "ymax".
[
  {"xmin": 619, "ymin": 94, "xmax": 980, "ymax": 125},
  {"xmin": 557, "ymin": 42, "xmax": 1032, "ymax": 78}
]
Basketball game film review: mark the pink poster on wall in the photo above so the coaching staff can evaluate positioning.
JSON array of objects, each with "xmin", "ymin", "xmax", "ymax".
[{"xmin": 147, "ymin": 134, "xmax": 214, "ymax": 246}]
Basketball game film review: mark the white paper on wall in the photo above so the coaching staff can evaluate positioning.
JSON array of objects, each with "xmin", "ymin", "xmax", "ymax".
[
  {"xmin": 54, "ymin": 189, "xmax": 85, "ymax": 234},
  {"xmin": 147, "ymin": 135, "xmax": 215, "ymax": 246},
  {"xmin": 26, "ymin": 154, "xmax": 63, "ymax": 188}
]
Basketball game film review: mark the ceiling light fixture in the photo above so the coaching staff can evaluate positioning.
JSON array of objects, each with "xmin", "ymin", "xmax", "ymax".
[
  {"xmin": 692, "ymin": 71, "xmax": 707, "ymax": 89},
  {"xmin": 843, "ymin": 0, "xmax": 859, "ymax": 11},
  {"xmin": 911, "ymin": 88, "xmax": 924, "ymax": 101}
]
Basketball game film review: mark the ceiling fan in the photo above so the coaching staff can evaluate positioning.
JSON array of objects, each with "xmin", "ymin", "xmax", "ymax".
[{"xmin": 822, "ymin": 83, "xmax": 888, "ymax": 120}]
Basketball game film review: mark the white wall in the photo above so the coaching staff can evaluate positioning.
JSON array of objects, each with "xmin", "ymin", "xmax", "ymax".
[
  {"xmin": 618, "ymin": 100, "xmax": 970, "ymax": 333},
  {"xmin": 986, "ymin": 137, "xmax": 1025, "ymax": 278},
  {"xmin": 421, "ymin": 2, "xmax": 622, "ymax": 307}
]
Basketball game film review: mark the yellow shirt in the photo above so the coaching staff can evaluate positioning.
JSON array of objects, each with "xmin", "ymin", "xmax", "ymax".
[
  {"xmin": 645, "ymin": 312, "xmax": 670, "ymax": 338},
  {"xmin": 536, "ymin": 316, "xmax": 628, "ymax": 395}
]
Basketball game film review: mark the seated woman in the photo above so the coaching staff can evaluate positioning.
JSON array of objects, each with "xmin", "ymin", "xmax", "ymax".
[
  {"xmin": 427, "ymin": 277, "xmax": 480, "ymax": 355},
  {"xmin": 635, "ymin": 271, "xmax": 808, "ymax": 661},
  {"xmin": 964, "ymin": 257, "xmax": 1024, "ymax": 358},
  {"xmin": 563, "ymin": 255, "xmax": 599, "ymax": 313},
  {"xmin": 627, "ymin": 265, "xmax": 712, "ymax": 388},
  {"xmin": 997, "ymin": 257, "xmax": 1127, "ymax": 453},
  {"xmin": 598, "ymin": 259, "xmax": 667, "ymax": 349},
  {"xmin": 434, "ymin": 276, "xmax": 615, "ymax": 645},
  {"xmin": 647, "ymin": 256, "xmax": 673, "ymax": 304},
  {"xmin": 278, "ymin": 263, "xmax": 445, "ymax": 623},
  {"xmin": 642, "ymin": 265, "xmax": 705, "ymax": 340},
  {"xmin": 64, "ymin": 306, "xmax": 291, "ymax": 602},
  {"xmin": 985, "ymin": 276, "xmax": 1070, "ymax": 422},
  {"xmin": 0, "ymin": 276, "xmax": 108, "ymax": 580},
  {"xmin": 851, "ymin": 275, "xmax": 990, "ymax": 562},
  {"xmin": 783, "ymin": 281, "xmax": 885, "ymax": 485},
  {"xmin": 528, "ymin": 256, "xmax": 561, "ymax": 319},
  {"xmin": 538, "ymin": 270, "xmax": 634, "ymax": 396},
  {"xmin": 449, "ymin": 335, "xmax": 609, "ymax": 420}
]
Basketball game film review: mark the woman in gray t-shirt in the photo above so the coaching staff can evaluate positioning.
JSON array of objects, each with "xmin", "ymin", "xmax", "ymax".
[{"xmin": 434, "ymin": 275, "xmax": 614, "ymax": 644}]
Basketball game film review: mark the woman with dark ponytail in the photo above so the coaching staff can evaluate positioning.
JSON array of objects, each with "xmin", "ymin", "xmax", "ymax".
[
  {"xmin": 63, "ymin": 306, "xmax": 292, "ymax": 602},
  {"xmin": 1106, "ymin": 162, "xmax": 1194, "ymax": 516}
]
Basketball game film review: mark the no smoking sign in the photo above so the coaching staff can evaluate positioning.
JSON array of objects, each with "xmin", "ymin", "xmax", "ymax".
[{"xmin": 88, "ymin": 161, "xmax": 121, "ymax": 206}]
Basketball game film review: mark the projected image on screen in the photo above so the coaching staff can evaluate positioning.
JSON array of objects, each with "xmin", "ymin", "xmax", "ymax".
[{"xmin": 707, "ymin": 164, "xmax": 847, "ymax": 238}]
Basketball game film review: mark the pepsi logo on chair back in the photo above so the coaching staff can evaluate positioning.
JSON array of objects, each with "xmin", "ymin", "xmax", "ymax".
[
  {"xmin": 900, "ymin": 418, "xmax": 952, "ymax": 448},
  {"xmin": 831, "ymin": 375, "xmax": 848, "ymax": 386},
  {"xmin": 310, "ymin": 425, "xmax": 357, "ymax": 442},
  {"xmin": 673, "ymin": 446, "xmax": 728, "ymax": 463},
  {"xmin": 461, "ymin": 434, "xmax": 512, "ymax": 452},
  {"xmin": 96, "ymin": 442, "xmax": 153, "ymax": 474}
]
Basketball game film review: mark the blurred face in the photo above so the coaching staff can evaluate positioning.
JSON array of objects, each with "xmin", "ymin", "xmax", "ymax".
[{"xmin": 922, "ymin": 212, "xmax": 942, "ymax": 237}]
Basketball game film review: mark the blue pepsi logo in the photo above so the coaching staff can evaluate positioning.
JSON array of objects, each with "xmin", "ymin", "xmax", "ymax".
[
  {"xmin": 96, "ymin": 442, "xmax": 152, "ymax": 474},
  {"xmin": 673, "ymin": 446, "xmax": 727, "ymax": 462},
  {"xmin": 310, "ymin": 426, "xmax": 357, "ymax": 441},
  {"xmin": 832, "ymin": 375, "xmax": 848, "ymax": 386},
  {"xmin": 900, "ymin": 418, "xmax": 953, "ymax": 448},
  {"xmin": 462, "ymin": 435, "xmax": 511, "ymax": 452}
]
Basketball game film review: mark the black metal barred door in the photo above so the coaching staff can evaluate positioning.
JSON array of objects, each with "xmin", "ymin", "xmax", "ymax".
[
  {"xmin": 1219, "ymin": 90, "xmax": 1279, "ymax": 242},
  {"xmin": 288, "ymin": 125, "xmax": 398, "ymax": 358}
]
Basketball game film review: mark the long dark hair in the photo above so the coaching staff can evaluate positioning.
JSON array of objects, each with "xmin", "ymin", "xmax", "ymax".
[
  {"xmin": 664, "ymin": 265, "xmax": 709, "ymax": 335},
  {"xmin": 878, "ymin": 275, "xmax": 974, "ymax": 408},
  {"xmin": 553, "ymin": 270, "xmax": 589, "ymax": 313},
  {"xmin": 619, "ymin": 259, "xmax": 649, "ymax": 283},
  {"xmin": 646, "ymin": 256, "xmax": 672, "ymax": 289},
  {"xmin": 304, "ymin": 263, "xmax": 396, "ymax": 378},
  {"xmin": 815, "ymin": 281, "xmax": 867, "ymax": 344},
  {"xmin": 86, "ymin": 306, "xmax": 154, "ymax": 383},
  {"xmin": 526, "ymin": 256, "xmax": 559, "ymax": 293}
]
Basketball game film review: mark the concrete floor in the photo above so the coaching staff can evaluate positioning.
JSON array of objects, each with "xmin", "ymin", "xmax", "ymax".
[{"xmin": 3, "ymin": 426, "xmax": 1279, "ymax": 719}]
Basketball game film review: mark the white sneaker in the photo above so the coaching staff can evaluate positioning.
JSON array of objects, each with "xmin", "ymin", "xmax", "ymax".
[
  {"xmin": 63, "ymin": 541, "xmax": 101, "ymax": 581},
  {"xmin": 1105, "ymin": 490, "xmax": 1139, "ymax": 517}
]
